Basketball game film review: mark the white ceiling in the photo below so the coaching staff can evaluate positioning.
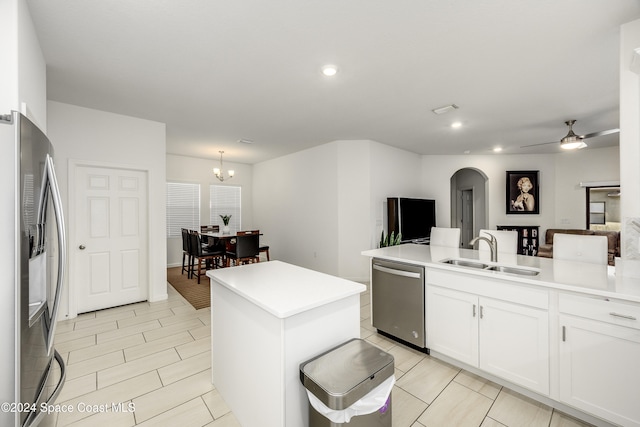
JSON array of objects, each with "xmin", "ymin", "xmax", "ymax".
[{"xmin": 26, "ymin": 0, "xmax": 640, "ymax": 164}]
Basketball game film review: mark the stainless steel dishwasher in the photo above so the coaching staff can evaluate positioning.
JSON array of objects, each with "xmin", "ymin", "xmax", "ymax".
[{"xmin": 371, "ymin": 258, "xmax": 425, "ymax": 348}]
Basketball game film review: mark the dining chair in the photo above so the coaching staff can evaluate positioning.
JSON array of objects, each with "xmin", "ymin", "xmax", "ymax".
[
  {"xmin": 553, "ymin": 233, "xmax": 608, "ymax": 265},
  {"xmin": 259, "ymin": 243, "xmax": 270, "ymax": 261},
  {"xmin": 200, "ymin": 225, "xmax": 221, "ymax": 251},
  {"xmin": 226, "ymin": 231, "xmax": 260, "ymax": 267},
  {"xmin": 181, "ymin": 228, "xmax": 191, "ymax": 275},
  {"xmin": 429, "ymin": 227, "xmax": 461, "ymax": 248},
  {"xmin": 479, "ymin": 229, "xmax": 518, "ymax": 253},
  {"xmin": 188, "ymin": 230, "xmax": 225, "ymax": 283},
  {"xmin": 236, "ymin": 230, "xmax": 259, "ymax": 236},
  {"xmin": 235, "ymin": 230, "xmax": 269, "ymax": 261}
]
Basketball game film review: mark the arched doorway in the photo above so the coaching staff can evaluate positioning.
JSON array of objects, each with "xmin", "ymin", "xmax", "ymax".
[{"xmin": 450, "ymin": 168, "xmax": 488, "ymax": 248}]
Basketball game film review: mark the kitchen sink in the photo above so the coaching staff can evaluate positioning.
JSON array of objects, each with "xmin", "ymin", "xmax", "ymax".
[
  {"xmin": 440, "ymin": 259, "xmax": 540, "ymax": 276},
  {"xmin": 484, "ymin": 265, "xmax": 540, "ymax": 276},
  {"xmin": 440, "ymin": 259, "xmax": 488, "ymax": 269}
]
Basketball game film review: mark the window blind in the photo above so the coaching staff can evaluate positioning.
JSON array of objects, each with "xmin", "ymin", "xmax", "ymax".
[
  {"xmin": 210, "ymin": 185, "xmax": 241, "ymax": 233},
  {"xmin": 166, "ymin": 182, "xmax": 200, "ymax": 238}
]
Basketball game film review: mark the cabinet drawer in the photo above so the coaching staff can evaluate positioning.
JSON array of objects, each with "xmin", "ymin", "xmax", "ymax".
[
  {"xmin": 559, "ymin": 293, "xmax": 640, "ymax": 330},
  {"xmin": 427, "ymin": 269, "xmax": 548, "ymax": 309}
]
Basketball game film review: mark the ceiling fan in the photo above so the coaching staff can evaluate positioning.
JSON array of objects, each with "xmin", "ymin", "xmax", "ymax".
[{"xmin": 521, "ymin": 120, "xmax": 620, "ymax": 150}]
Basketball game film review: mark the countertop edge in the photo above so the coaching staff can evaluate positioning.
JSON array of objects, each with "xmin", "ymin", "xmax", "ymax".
[
  {"xmin": 207, "ymin": 262, "xmax": 367, "ymax": 319},
  {"xmin": 362, "ymin": 246, "xmax": 640, "ymax": 304}
]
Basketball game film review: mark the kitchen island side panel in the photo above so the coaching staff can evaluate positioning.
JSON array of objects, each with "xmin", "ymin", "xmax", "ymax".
[{"xmin": 210, "ymin": 278, "xmax": 361, "ymax": 427}]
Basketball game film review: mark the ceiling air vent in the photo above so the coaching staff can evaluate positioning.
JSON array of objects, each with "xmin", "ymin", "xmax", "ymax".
[{"xmin": 432, "ymin": 104, "xmax": 459, "ymax": 115}]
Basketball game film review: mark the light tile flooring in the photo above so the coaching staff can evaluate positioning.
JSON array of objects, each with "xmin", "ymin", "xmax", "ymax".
[{"xmin": 52, "ymin": 283, "xmax": 596, "ymax": 427}]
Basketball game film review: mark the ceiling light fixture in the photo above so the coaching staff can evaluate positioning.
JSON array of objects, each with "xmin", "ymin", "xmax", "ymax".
[
  {"xmin": 213, "ymin": 150, "xmax": 234, "ymax": 182},
  {"xmin": 451, "ymin": 121, "xmax": 462, "ymax": 129},
  {"xmin": 321, "ymin": 65, "xmax": 338, "ymax": 77},
  {"xmin": 493, "ymin": 147, "xmax": 503, "ymax": 153},
  {"xmin": 560, "ymin": 120, "xmax": 588, "ymax": 150}
]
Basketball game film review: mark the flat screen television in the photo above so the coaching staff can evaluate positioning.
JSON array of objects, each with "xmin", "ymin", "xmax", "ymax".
[{"xmin": 387, "ymin": 197, "xmax": 436, "ymax": 243}]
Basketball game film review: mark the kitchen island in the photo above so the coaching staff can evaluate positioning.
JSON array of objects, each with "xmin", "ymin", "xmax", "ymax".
[
  {"xmin": 362, "ymin": 244, "xmax": 640, "ymax": 427},
  {"xmin": 207, "ymin": 261, "xmax": 366, "ymax": 427}
]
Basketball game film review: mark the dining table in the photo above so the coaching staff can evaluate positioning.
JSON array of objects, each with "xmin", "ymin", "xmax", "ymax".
[
  {"xmin": 199, "ymin": 230, "xmax": 264, "ymax": 266},
  {"xmin": 199, "ymin": 231, "xmax": 239, "ymax": 252},
  {"xmin": 200, "ymin": 231, "xmax": 262, "ymax": 244}
]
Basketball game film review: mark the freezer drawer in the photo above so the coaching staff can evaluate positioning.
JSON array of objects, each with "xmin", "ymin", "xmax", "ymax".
[{"xmin": 371, "ymin": 259, "xmax": 425, "ymax": 347}]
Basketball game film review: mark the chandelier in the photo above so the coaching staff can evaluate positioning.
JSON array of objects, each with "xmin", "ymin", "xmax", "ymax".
[{"xmin": 213, "ymin": 150, "xmax": 234, "ymax": 182}]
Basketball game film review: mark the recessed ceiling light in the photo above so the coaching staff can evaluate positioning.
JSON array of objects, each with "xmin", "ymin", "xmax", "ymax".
[
  {"xmin": 451, "ymin": 121, "xmax": 462, "ymax": 129},
  {"xmin": 321, "ymin": 65, "xmax": 338, "ymax": 77},
  {"xmin": 237, "ymin": 138, "xmax": 254, "ymax": 144},
  {"xmin": 493, "ymin": 147, "xmax": 503, "ymax": 152}
]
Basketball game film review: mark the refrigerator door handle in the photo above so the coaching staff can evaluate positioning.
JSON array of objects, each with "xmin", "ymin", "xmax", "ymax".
[
  {"xmin": 25, "ymin": 350, "xmax": 67, "ymax": 427},
  {"xmin": 44, "ymin": 154, "xmax": 66, "ymax": 356}
]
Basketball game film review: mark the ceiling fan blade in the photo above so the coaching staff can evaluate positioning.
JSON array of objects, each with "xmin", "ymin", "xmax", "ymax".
[
  {"xmin": 520, "ymin": 141, "xmax": 559, "ymax": 148},
  {"xmin": 580, "ymin": 128, "xmax": 620, "ymax": 139}
]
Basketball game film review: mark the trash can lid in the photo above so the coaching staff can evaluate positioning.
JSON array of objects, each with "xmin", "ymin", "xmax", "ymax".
[{"xmin": 300, "ymin": 338, "xmax": 394, "ymax": 409}]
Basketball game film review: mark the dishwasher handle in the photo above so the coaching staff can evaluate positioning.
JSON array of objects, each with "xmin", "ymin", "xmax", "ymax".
[{"xmin": 373, "ymin": 263, "xmax": 422, "ymax": 279}]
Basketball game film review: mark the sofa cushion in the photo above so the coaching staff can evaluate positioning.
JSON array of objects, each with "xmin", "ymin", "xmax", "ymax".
[{"xmin": 544, "ymin": 229, "xmax": 594, "ymax": 245}]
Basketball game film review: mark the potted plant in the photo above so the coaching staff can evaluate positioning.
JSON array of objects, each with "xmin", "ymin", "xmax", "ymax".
[
  {"xmin": 379, "ymin": 230, "xmax": 402, "ymax": 247},
  {"xmin": 220, "ymin": 215, "xmax": 232, "ymax": 234}
]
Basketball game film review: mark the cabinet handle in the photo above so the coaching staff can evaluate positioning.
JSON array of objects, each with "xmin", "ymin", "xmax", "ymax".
[
  {"xmin": 373, "ymin": 264, "xmax": 422, "ymax": 279},
  {"xmin": 562, "ymin": 326, "xmax": 566, "ymax": 342},
  {"xmin": 609, "ymin": 312, "xmax": 637, "ymax": 321},
  {"xmin": 480, "ymin": 306, "xmax": 484, "ymax": 319},
  {"xmin": 473, "ymin": 304, "xmax": 476, "ymax": 317}
]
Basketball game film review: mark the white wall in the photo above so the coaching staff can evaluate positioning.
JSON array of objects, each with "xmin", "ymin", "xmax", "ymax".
[
  {"xmin": 166, "ymin": 154, "xmax": 254, "ymax": 267},
  {"xmin": 620, "ymin": 19, "xmax": 640, "ymax": 268},
  {"xmin": 421, "ymin": 154, "xmax": 557, "ymax": 243},
  {"xmin": 0, "ymin": 0, "xmax": 46, "ymax": 127},
  {"xmin": 554, "ymin": 146, "xmax": 620, "ymax": 228},
  {"xmin": 253, "ymin": 142, "xmax": 340, "ymax": 275},
  {"xmin": 252, "ymin": 140, "xmax": 620, "ymax": 280},
  {"xmin": 47, "ymin": 101, "xmax": 167, "ymax": 319},
  {"xmin": 421, "ymin": 148, "xmax": 619, "ymax": 246},
  {"xmin": 620, "ymin": 19, "xmax": 640, "ymax": 219},
  {"xmin": 17, "ymin": 0, "xmax": 46, "ymax": 129},
  {"xmin": 369, "ymin": 141, "xmax": 423, "ymax": 245},
  {"xmin": 0, "ymin": 0, "xmax": 19, "ymax": 115},
  {"xmin": 251, "ymin": 140, "xmax": 422, "ymax": 281},
  {"xmin": 337, "ymin": 141, "xmax": 371, "ymax": 280}
]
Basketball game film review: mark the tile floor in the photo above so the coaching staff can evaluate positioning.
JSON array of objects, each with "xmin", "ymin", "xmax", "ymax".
[{"xmin": 52, "ymin": 283, "xmax": 596, "ymax": 427}]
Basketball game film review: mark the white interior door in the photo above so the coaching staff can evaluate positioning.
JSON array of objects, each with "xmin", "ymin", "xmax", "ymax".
[{"xmin": 73, "ymin": 165, "xmax": 148, "ymax": 313}]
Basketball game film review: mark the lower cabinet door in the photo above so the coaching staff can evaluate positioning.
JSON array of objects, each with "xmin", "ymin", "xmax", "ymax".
[
  {"xmin": 426, "ymin": 286, "xmax": 478, "ymax": 366},
  {"xmin": 559, "ymin": 315, "xmax": 640, "ymax": 427},
  {"xmin": 479, "ymin": 297, "xmax": 549, "ymax": 395}
]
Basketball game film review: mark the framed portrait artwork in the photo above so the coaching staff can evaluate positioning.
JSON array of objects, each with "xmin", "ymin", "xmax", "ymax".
[{"xmin": 506, "ymin": 171, "xmax": 539, "ymax": 214}]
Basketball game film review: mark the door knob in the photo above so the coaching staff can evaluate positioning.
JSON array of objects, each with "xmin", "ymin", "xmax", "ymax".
[{"xmin": 79, "ymin": 245, "xmax": 86, "ymax": 250}]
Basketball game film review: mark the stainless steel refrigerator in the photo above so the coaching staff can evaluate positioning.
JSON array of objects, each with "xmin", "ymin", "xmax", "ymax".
[{"xmin": 0, "ymin": 111, "xmax": 67, "ymax": 426}]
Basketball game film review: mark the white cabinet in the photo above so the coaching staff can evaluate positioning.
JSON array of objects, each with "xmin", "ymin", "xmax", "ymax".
[
  {"xmin": 559, "ymin": 294, "xmax": 640, "ymax": 427},
  {"xmin": 427, "ymin": 284, "xmax": 549, "ymax": 395},
  {"xmin": 427, "ymin": 286, "xmax": 478, "ymax": 366},
  {"xmin": 479, "ymin": 297, "xmax": 548, "ymax": 394}
]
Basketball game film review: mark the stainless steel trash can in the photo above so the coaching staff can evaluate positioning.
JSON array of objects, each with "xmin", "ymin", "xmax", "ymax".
[{"xmin": 300, "ymin": 338, "xmax": 394, "ymax": 427}]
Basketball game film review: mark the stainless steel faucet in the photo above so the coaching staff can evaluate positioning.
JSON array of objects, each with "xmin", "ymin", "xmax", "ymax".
[{"xmin": 470, "ymin": 232, "xmax": 498, "ymax": 262}]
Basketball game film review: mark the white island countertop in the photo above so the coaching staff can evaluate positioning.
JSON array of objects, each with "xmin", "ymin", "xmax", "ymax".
[
  {"xmin": 207, "ymin": 260, "xmax": 366, "ymax": 318},
  {"xmin": 362, "ymin": 244, "xmax": 640, "ymax": 303}
]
